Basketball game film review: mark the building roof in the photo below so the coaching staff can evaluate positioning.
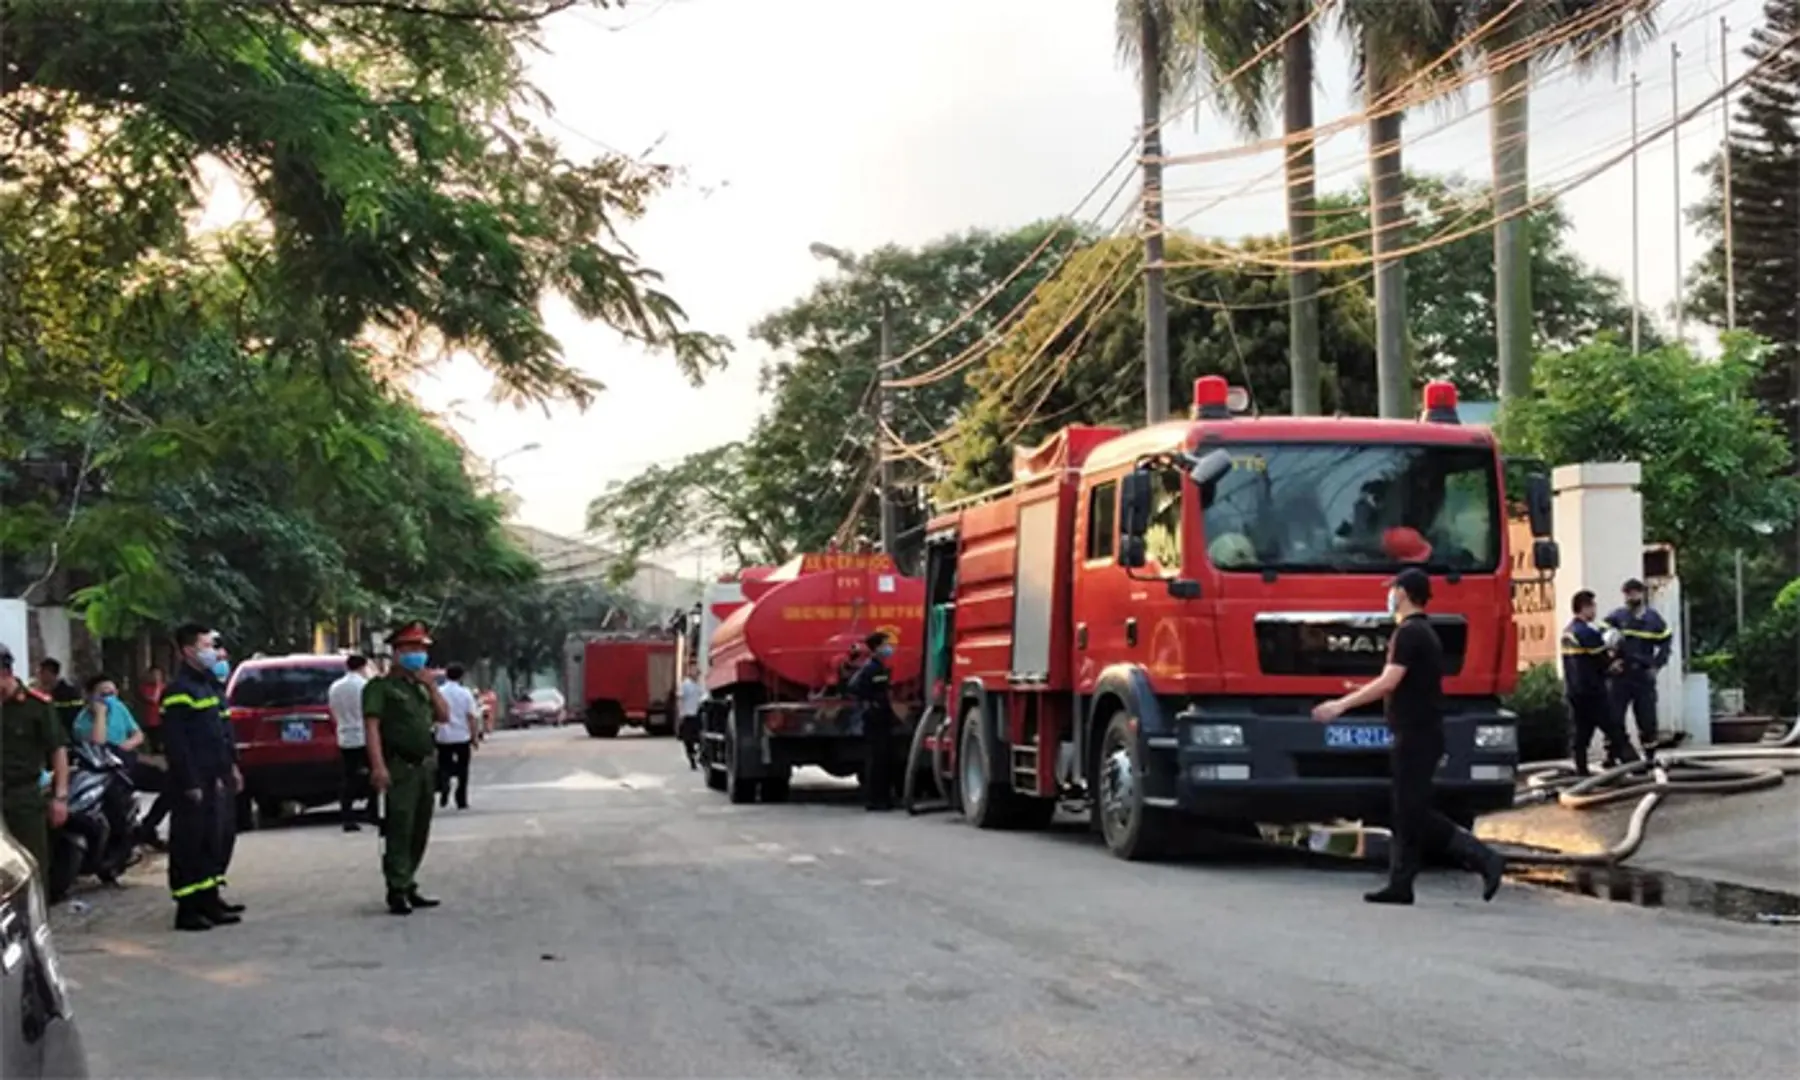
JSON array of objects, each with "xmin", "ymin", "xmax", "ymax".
[{"xmin": 505, "ymin": 524, "xmax": 700, "ymax": 612}]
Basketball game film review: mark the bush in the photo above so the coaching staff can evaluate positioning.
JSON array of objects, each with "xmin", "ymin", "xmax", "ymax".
[
  {"xmin": 1505, "ymin": 663, "xmax": 1570, "ymax": 763},
  {"xmin": 1737, "ymin": 578, "xmax": 1799, "ymax": 717}
]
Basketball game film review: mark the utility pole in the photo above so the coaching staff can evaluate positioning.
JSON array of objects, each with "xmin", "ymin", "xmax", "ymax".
[
  {"xmin": 1672, "ymin": 42, "xmax": 1684, "ymax": 346},
  {"xmin": 1630, "ymin": 71, "xmax": 1642, "ymax": 356},
  {"xmin": 875, "ymin": 297, "xmax": 899, "ymax": 558},
  {"xmin": 1720, "ymin": 17, "xmax": 1736, "ymax": 332},
  {"xmin": 1137, "ymin": 0, "xmax": 1171, "ymax": 424}
]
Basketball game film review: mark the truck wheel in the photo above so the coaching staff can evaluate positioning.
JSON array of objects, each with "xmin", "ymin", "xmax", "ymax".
[
  {"xmin": 704, "ymin": 762, "xmax": 728, "ymax": 792},
  {"xmin": 725, "ymin": 735, "xmax": 758, "ymax": 805},
  {"xmin": 760, "ymin": 767, "xmax": 792, "ymax": 803},
  {"xmin": 1095, "ymin": 710, "xmax": 1173, "ymax": 861},
  {"xmin": 585, "ymin": 702, "xmax": 624, "ymax": 739},
  {"xmin": 959, "ymin": 705, "xmax": 1053, "ymax": 831}
]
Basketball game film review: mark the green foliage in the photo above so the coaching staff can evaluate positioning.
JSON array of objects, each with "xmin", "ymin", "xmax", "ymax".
[
  {"xmin": 1505, "ymin": 662, "xmax": 1570, "ymax": 764},
  {"xmin": 434, "ymin": 578, "xmax": 646, "ymax": 686},
  {"xmin": 587, "ymin": 222, "xmax": 1083, "ymax": 576},
  {"xmin": 1736, "ymin": 579, "xmax": 1799, "ymax": 717}
]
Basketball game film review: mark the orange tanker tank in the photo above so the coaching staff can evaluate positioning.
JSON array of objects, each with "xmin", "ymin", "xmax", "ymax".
[{"xmin": 706, "ymin": 552, "xmax": 925, "ymax": 694}]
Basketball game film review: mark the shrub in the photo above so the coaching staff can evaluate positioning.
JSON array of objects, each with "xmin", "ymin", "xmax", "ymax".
[
  {"xmin": 1505, "ymin": 662, "xmax": 1570, "ymax": 763},
  {"xmin": 1737, "ymin": 578, "xmax": 1799, "ymax": 717}
]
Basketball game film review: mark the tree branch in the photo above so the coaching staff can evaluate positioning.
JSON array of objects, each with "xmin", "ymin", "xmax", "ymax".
[{"xmin": 302, "ymin": 0, "xmax": 589, "ymax": 24}]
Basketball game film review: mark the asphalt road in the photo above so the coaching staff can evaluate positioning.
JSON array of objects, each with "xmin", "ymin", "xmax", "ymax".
[{"xmin": 57, "ymin": 727, "xmax": 1800, "ymax": 1078}]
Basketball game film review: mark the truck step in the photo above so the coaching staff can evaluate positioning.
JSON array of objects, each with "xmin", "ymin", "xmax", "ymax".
[{"xmin": 1010, "ymin": 745, "xmax": 1038, "ymax": 789}]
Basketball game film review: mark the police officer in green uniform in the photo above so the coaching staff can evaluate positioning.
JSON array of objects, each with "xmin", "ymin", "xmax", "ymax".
[
  {"xmin": 1, "ymin": 646, "xmax": 71, "ymax": 872},
  {"xmin": 364, "ymin": 620, "xmax": 447, "ymax": 915}
]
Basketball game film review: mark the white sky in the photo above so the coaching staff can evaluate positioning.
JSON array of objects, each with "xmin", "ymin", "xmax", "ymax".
[{"xmin": 395, "ymin": 0, "xmax": 1762, "ymax": 562}]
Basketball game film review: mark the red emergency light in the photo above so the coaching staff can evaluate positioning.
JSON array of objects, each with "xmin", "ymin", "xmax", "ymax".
[
  {"xmin": 1194, "ymin": 375, "xmax": 1231, "ymax": 419},
  {"xmin": 1421, "ymin": 380, "xmax": 1460, "ymax": 424}
]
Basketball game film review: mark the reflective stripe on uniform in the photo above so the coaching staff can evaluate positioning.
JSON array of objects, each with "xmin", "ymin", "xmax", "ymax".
[
  {"xmin": 1620, "ymin": 627, "xmax": 1671, "ymax": 640},
  {"xmin": 163, "ymin": 693, "xmax": 221, "ymax": 709},
  {"xmin": 171, "ymin": 876, "xmax": 216, "ymax": 899}
]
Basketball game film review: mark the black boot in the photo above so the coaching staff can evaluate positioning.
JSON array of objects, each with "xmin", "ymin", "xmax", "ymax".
[
  {"xmin": 174, "ymin": 898, "xmax": 214, "ymax": 932},
  {"xmin": 199, "ymin": 888, "xmax": 242, "ymax": 925},
  {"xmin": 1363, "ymin": 883, "xmax": 1415, "ymax": 905},
  {"xmin": 215, "ymin": 890, "xmax": 246, "ymax": 915},
  {"xmin": 1450, "ymin": 828, "xmax": 1506, "ymax": 902},
  {"xmin": 387, "ymin": 891, "xmax": 413, "ymax": 916},
  {"xmin": 406, "ymin": 888, "xmax": 441, "ymax": 909}
]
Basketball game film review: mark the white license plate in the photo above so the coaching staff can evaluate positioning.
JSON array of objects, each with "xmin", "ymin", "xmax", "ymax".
[
  {"xmin": 281, "ymin": 720, "xmax": 313, "ymax": 743},
  {"xmin": 1324, "ymin": 724, "xmax": 1392, "ymax": 749}
]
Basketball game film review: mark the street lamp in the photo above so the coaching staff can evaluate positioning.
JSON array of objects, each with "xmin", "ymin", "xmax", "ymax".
[{"xmin": 809, "ymin": 241, "xmax": 898, "ymax": 558}]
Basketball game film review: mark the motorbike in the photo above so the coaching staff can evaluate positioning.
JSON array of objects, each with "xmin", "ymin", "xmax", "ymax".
[{"xmin": 47, "ymin": 742, "xmax": 143, "ymax": 903}]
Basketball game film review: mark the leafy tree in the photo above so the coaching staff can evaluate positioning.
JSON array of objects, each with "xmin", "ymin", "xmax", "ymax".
[
  {"xmin": 1312, "ymin": 174, "xmax": 1656, "ymax": 398},
  {"xmin": 1685, "ymin": 0, "xmax": 1799, "ymax": 446},
  {"xmin": 434, "ymin": 578, "xmax": 643, "ymax": 689},
  {"xmin": 587, "ymin": 222, "xmax": 1084, "ymax": 575},
  {"xmin": 1503, "ymin": 334, "xmax": 1799, "ymax": 651}
]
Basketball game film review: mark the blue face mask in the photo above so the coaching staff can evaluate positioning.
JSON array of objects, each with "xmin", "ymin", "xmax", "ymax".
[
  {"xmin": 211, "ymin": 660, "xmax": 231, "ymax": 680},
  {"xmin": 398, "ymin": 652, "xmax": 428, "ymax": 672},
  {"xmin": 877, "ymin": 645, "xmax": 895, "ymax": 659}
]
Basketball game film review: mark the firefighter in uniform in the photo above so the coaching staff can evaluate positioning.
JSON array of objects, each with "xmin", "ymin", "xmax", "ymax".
[
  {"xmin": 848, "ymin": 632, "xmax": 897, "ymax": 813},
  {"xmin": 1561, "ymin": 590, "xmax": 1638, "ymax": 775},
  {"xmin": 207, "ymin": 645, "xmax": 246, "ymax": 911},
  {"xmin": 1603, "ymin": 578, "xmax": 1672, "ymax": 754},
  {"xmin": 364, "ymin": 620, "xmax": 447, "ymax": 915},
  {"xmin": 1, "ymin": 646, "xmax": 70, "ymax": 873},
  {"xmin": 162, "ymin": 623, "xmax": 242, "ymax": 931}
]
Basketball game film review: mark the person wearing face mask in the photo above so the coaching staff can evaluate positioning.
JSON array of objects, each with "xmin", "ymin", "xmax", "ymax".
[
  {"xmin": 1, "ymin": 645, "xmax": 71, "ymax": 876},
  {"xmin": 362, "ymin": 620, "xmax": 449, "ymax": 915},
  {"xmin": 1602, "ymin": 578, "xmax": 1672, "ymax": 754},
  {"xmin": 848, "ymin": 631, "xmax": 899, "ymax": 813},
  {"xmin": 161, "ymin": 623, "xmax": 242, "ymax": 931},
  {"xmin": 1312, "ymin": 569, "xmax": 1505, "ymax": 906}
]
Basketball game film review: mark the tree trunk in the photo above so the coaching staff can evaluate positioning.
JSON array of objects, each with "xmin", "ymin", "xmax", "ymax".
[
  {"xmin": 1368, "ymin": 35, "xmax": 1409, "ymax": 419},
  {"xmin": 1284, "ymin": 22, "xmax": 1322, "ymax": 416},
  {"xmin": 1491, "ymin": 15, "xmax": 1533, "ymax": 405},
  {"xmin": 1138, "ymin": 0, "xmax": 1171, "ymax": 424}
]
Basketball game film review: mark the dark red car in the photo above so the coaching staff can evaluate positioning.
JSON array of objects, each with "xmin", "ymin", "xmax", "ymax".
[{"xmin": 225, "ymin": 654, "xmax": 347, "ymax": 829}]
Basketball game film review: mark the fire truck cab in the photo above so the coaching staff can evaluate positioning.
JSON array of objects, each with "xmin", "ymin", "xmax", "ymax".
[{"xmin": 917, "ymin": 376, "xmax": 1556, "ymax": 860}]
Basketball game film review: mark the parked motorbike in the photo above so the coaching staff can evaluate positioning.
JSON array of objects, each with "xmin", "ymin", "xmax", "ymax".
[{"xmin": 47, "ymin": 742, "xmax": 142, "ymax": 903}]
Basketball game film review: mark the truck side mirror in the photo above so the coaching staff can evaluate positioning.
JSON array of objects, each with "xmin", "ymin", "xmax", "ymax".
[
  {"xmin": 1525, "ymin": 473, "xmax": 1554, "ymax": 539},
  {"xmin": 1532, "ymin": 539, "xmax": 1560, "ymax": 573},
  {"xmin": 1118, "ymin": 535, "xmax": 1147, "ymax": 570},
  {"xmin": 1120, "ymin": 470, "xmax": 1151, "ymax": 538}
]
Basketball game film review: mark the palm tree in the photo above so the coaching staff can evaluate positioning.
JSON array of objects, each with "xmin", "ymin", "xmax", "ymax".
[
  {"xmin": 1342, "ymin": 0, "xmax": 1462, "ymax": 417},
  {"xmin": 1179, "ymin": 0, "xmax": 1327, "ymax": 416},
  {"xmin": 1470, "ymin": 1, "xmax": 1659, "ymax": 406}
]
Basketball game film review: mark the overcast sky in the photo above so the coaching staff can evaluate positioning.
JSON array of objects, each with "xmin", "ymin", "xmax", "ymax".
[{"xmin": 403, "ymin": 0, "xmax": 1763, "ymax": 570}]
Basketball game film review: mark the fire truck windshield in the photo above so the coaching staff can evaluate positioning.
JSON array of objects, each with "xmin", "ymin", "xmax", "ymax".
[{"xmin": 1198, "ymin": 442, "xmax": 1500, "ymax": 575}]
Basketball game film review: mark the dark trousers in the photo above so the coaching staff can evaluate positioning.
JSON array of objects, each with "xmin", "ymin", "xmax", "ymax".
[
  {"xmin": 381, "ymin": 758, "xmax": 435, "ymax": 893},
  {"xmin": 436, "ymin": 742, "xmax": 471, "ymax": 808},
  {"xmin": 1387, "ymin": 730, "xmax": 1458, "ymax": 889},
  {"xmin": 217, "ymin": 778, "xmax": 238, "ymax": 888},
  {"xmin": 168, "ymin": 783, "xmax": 224, "ymax": 901},
  {"xmin": 341, "ymin": 746, "xmax": 375, "ymax": 824},
  {"xmin": 679, "ymin": 714, "xmax": 700, "ymax": 767},
  {"xmin": 862, "ymin": 710, "xmax": 895, "ymax": 809},
  {"xmin": 1570, "ymin": 689, "xmax": 1637, "ymax": 771},
  {"xmin": 1610, "ymin": 675, "xmax": 1658, "ymax": 747}
]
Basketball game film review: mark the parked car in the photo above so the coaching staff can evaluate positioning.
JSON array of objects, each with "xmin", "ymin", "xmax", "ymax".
[
  {"xmin": 505, "ymin": 687, "xmax": 566, "ymax": 728},
  {"xmin": 1, "ymin": 823, "xmax": 87, "ymax": 1078},
  {"xmin": 225, "ymin": 654, "xmax": 347, "ymax": 830}
]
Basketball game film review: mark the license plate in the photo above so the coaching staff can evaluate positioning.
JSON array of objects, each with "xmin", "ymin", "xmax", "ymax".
[
  {"xmin": 1324, "ymin": 724, "xmax": 1392, "ymax": 749},
  {"xmin": 281, "ymin": 720, "xmax": 313, "ymax": 743}
]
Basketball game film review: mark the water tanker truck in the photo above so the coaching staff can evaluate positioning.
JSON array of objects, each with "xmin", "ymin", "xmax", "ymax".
[
  {"xmin": 696, "ymin": 552, "xmax": 926, "ymax": 804},
  {"xmin": 908, "ymin": 376, "xmax": 1557, "ymax": 859}
]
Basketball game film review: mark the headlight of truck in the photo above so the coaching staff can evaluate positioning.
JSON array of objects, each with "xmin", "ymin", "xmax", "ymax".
[
  {"xmin": 1474, "ymin": 724, "xmax": 1517, "ymax": 751},
  {"xmin": 1190, "ymin": 723, "xmax": 1245, "ymax": 748}
]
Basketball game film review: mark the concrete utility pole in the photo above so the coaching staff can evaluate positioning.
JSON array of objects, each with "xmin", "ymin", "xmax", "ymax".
[
  {"xmin": 1672, "ymin": 42, "xmax": 1685, "ymax": 346},
  {"xmin": 1283, "ymin": 22, "xmax": 1322, "ymax": 416},
  {"xmin": 1137, "ymin": 0, "xmax": 1171, "ymax": 424},
  {"xmin": 1630, "ymin": 71, "xmax": 1642, "ymax": 356},
  {"xmin": 1720, "ymin": 17, "xmax": 1737, "ymax": 332},
  {"xmin": 809, "ymin": 242, "xmax": 898, "ymax": 558}
]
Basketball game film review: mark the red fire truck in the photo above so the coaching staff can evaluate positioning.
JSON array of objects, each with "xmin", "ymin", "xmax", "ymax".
[
  {"xmin": 910, "ymin": 376, "xmax": 1557, "ymax": 859},
  {"xmin": 695, "ymin": 553, "xmax": 926, "ymax": 804},
  {"xmin": 563, "ymin": 631, "xmax": 679, "ymax": 738}
]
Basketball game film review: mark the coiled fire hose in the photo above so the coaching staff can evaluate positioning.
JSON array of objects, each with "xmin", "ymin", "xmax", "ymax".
[{"xmin": 1492, "ymin": 720, "xmax": 1800, "ymax": 866}]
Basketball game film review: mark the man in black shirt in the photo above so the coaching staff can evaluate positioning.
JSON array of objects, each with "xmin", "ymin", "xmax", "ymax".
[
  {"xmin": 1313, "ymin": 568, "xmax": 1506, "ymax": 906},
  {"xmin": 1562, "ymin": 590, "xmax": 1637, "ymax": 774},
  {"xmin": 847, "ymin": 632, "xmax": 897, "ymax": 813}
]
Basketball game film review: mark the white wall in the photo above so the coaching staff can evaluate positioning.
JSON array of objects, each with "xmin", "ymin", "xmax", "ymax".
[{"xmin": 0, "ymin": 599, "xmax": 27, "ymax": 672}]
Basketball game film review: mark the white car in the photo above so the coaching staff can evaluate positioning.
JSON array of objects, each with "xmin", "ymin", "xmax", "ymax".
[{"xmin": 507, "ymin": 687, "xmax": 567, "ymax": 728}]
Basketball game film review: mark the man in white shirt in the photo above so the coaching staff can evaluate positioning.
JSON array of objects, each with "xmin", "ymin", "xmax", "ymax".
[
  {"xmin": 678, "ymin": 664, "xmax": 705, "ymax": 771},
  {"xmin": 436, "ymin": 664, "xmax": 480, "ymax": 810},
  {"xmin": 328, "ymin": 654, "xmax": 373, "ymax": 833}
]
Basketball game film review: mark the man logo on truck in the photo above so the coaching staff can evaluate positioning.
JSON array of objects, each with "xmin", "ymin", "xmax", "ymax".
[{"xmin": 1325, "ymin": 633, "xmax": 1387, "ymax": 654}]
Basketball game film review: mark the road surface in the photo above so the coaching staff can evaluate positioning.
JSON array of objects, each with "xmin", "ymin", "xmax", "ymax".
[{"xmin": 58, "ymin": 727, "xmax": 1800, "ymax": 1078}]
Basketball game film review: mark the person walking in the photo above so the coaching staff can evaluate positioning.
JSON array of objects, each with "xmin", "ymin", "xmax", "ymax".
[
  {"xmin": 1561, "ymin": 590, "xmax": 1639, "ymax": 775},
  {"xmin": 677, "ymin": 664, "xmax": 704, "ymax": 770},
  {"xmin": 847, "ymin": 632, "xmax": 898, "ymax": 813},
  {"xmin": 1, "ymin": 646, "xmax": 71, "ymax": 876},
  {"xmin": 1312, "ymin": 569, "xmax": 1506, "ymax": 905},
  {"xmin": 363, "ymin": 620, "xmax": 447, "ymax": 915},
  {"xmin": 1603, "ymin": 578, "xmax": 1672, "ymax": 754},
  {"xmin": 161, "ymin": 624, "xmax": 241, "ymax": 931},
  {"xmin": 435, "ymin": 664, "xmax": 479, "ymax": 811},
  {"xmin": 329, "ymin": 654, "xmax": 375, "ymax": 832}
]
